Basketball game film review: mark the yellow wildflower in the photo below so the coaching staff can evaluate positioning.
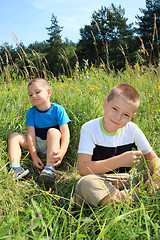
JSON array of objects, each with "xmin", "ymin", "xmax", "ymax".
[{"xmin": 46, "ymin": 188, "xmax": 52, "ymax": 194}]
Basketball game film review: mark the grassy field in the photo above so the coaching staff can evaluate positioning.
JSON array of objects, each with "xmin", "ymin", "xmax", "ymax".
[{"xmin": 0, "ymin": 60, "xmax": 160, "ymax": 239}]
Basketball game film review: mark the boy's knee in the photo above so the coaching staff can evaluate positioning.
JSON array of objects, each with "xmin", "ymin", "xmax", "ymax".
[
  {"xmin": 8, "ymin": 132, "xmax": 19, "ymax": 142},
  {"xmin": 79, "ymin": 174, "xmax": 97, "ymax": 186},
  {"xmin": 47, "ymin": 128, "xmax": 61, "ymax": 139},
  {"xmin": 8, "ymin": 132, "xmax": 27, "ymax": 148},
  {"xmin": 77, "ymin": 174, "xmax": 101, "ymax": 194},
  {"xmin": 75, "ymin": 174, "xmax": 116, "ymax": 206}
]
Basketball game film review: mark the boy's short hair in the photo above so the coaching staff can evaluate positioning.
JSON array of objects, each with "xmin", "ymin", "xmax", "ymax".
[
  {"xmin": 107, "ymin": 84, "xmax": 140, "ymax": 111},
  {"xmin": 28, "ymin": 78, "xmax": 51, "ymax": 89}
]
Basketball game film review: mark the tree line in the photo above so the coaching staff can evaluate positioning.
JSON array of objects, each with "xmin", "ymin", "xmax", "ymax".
[{"xmin": 0, "ymin": 0, "xmax": 160, "ymax": 77}]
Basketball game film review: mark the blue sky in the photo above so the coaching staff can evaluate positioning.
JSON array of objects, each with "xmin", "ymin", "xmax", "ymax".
[{"xmin": 1, "ymin": 0, "xmax": 146, "ymax": 47}]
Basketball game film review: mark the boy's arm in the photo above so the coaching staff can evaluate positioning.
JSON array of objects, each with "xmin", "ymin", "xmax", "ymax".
[
  {"xmin": 60, "ymin": 123, "xmax": 70, "ymax": 155},
  {"xmin": 27, "ymin": 126, "xmax": 44, "ymax": 169},
  {"xmin": 78, "ymin": 150, "xmax": 142, "ymax": 176},
  {"xmin": 53, "ymin": 123, "xmax": 70, "ymax": 167},
  {"xmin": 144, "ymin": 150, "xmax": 160, "ymax": 189}
]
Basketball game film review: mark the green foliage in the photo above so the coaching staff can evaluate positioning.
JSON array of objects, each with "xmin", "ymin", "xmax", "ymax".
[
  {"xmin": 76, "ymin": 4, "xmax": 138, "ymax": 71},
  {"xmin": 1, "ymin": 4, "xmax": 160, "ymax": 75},
  {"xmin": 45, "ymin": 13, "xmax": 64, "ymax": 75},
  {"xmin": 0, "ymin": 60, "xmax": 159, "ymax": 238},
  {"xmin": 136, "ymin": 0, "xmax": 160, "ymax": 65},
  {"xmin": 0, "ymin": 36, "xmax": 160, "ymax": 239}
]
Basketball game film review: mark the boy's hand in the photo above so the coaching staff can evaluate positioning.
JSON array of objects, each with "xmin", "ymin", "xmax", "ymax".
[
  {"xmin": 143, "ymin": 175, "xmax": 160, "ymax": 192},
  {"xmin": 121, "ymin": 150, "xmax": 142, "ymax": 167},
  {"xmin": 33, "ymin": 157, "xmax": 45, "ymax": 169},
  {"xmin": 48, "ymin": 150, "xmax": 64, "ymax": 167}
]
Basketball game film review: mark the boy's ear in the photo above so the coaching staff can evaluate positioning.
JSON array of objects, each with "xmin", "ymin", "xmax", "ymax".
[{"xmin": 48, "ymin": 88, "xmax": 52, "ymax": 96}]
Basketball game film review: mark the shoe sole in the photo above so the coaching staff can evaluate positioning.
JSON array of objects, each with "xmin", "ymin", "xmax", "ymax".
[
  {"xmin": 13, "ymin": 169, "xmax": 30, "ymax": 180},
  {"xmin": 39, "ymin": 174, "xmax": 56, "ymax": 188}
]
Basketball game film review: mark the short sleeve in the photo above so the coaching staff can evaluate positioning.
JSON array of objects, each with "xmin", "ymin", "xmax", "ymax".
[
  {"xmin": 134, "ymin": 126, "xmax": 152, "ymax": 155},
  {"xmin": 25, "ymin": 107, "xmax": 35, "ymax": 127},
  {"xmin": 78, "ymin": 124, "xmax": 95, "ymax": 155},
  {"xmin": 56, "ymin": 105, "xmax": 71, "ymax": 126}
]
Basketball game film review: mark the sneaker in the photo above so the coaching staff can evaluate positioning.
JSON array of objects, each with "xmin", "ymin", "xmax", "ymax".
[
  {"xmin": 10, "ymin": 167, "xmax": 29, "ymax": 180},
  {"xmin": 39, "ymin": 167, "xmax": 56, "ymax": 188}
]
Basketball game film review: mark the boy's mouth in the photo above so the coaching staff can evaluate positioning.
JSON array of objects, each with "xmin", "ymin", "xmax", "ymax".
[{"xmin": 111, "ymin": 119, "xmax": 118, "ymax": 125}]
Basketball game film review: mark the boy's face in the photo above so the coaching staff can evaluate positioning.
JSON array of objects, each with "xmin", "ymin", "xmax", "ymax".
[
  {"xmin": 28, "ymin": 82, "xmax": 52, "ymax": 110},
  {"xmin": 103, "ymin": 96, "xmax": 136, "ymax": 133}
]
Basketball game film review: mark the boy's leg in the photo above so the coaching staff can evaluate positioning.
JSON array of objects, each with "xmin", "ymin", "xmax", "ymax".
[
  {"xmin": 74, "ymin": 174, "xmax": 131, "ymax": 207},
  {"xmin": 74, "ymin": 174, "xmax": 115, "ymax": 207},
  {"xmin": 46, "ymin": 128, "xmax": 61, "ymax": 167},
  {"xmin": 8, "ymin": 132, "xmax": 29, "ymax": 179},
  {"xmin": 39, "ymin": 128, "xmax": 61, "ymax": 188},
  {"xmin": 100, "ymin": 171, "xmax": 150, "ymax": 205},
  {"xmin": 99, "ymin": 188, "xmax": 131, "ymax": 206},
  {"xmin": 8, "ymin": 132, "xmax": 28, "ymax": 164},
  {"xmin": 99, "ymin": 173, "xmax": 132, "ymax": 205}
]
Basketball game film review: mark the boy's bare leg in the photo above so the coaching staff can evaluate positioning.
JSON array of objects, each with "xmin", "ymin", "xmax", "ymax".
[
  {"xmin": 8, "ymin": 132, "xmax": 29, "ymax": 179},
  {"xmin": 39, "ymin": 128, "xmax": 61, "ymax": 188},
  {"xmin": 46, "ymin": 128, "xmax": 61, "ymax": 167},
  {"xmin": 99, "ymin": 188, "xmax": 132, "ymax": 206},
  {"xmin": 8, "ymin": 132, "xmax": 27, "ymax": 164}
]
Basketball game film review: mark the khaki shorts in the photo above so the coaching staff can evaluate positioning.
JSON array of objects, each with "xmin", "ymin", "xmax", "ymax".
[
  {"xmin": 36, "ymin": 127, "xmax": 61, "ymax": 155},
  {"xmin": 74, "ymin": 171, "xmax": 149, "ymax": 207},
  {"xmin": 36, "ymin": 136, "xmax": 47, "ymax": 155}
]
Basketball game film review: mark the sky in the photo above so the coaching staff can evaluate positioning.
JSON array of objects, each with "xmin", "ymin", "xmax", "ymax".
[{"xmin": 1, "ymin": 0, "xmax": 146, "ymax": 48}]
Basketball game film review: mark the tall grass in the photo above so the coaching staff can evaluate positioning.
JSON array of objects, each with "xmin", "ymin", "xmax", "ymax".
[{"xmin": 0, "ymin": 44, "xmax": 160, "ymax": 239}]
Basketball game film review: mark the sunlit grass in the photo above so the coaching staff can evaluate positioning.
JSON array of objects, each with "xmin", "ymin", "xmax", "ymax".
[{"xmin": 0, "ymin": 46, "xmax": 160, "ymax": 238}]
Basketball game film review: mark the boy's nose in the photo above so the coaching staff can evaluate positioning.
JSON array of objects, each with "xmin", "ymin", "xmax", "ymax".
[
  {"xmin": 115, "ymin": 113, "xmax": 121, "ymax": 120},
  {"xmin": 32, "ymin": 93, "xmax": 37, "ymax": 98}
]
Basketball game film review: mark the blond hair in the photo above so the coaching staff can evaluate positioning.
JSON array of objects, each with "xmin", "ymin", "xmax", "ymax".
[
  {"xmin": 28, "ymin": 78, "xmax": 51, "ymax": 89},
  {"xmin": 107, "ymin": 84, "xmax": 140, "ymax": 111}
]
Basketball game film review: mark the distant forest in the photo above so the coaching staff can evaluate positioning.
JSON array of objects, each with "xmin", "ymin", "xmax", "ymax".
[{"xmin": 1, "ymin": 0, "xmax": 160, "ymax": 76}]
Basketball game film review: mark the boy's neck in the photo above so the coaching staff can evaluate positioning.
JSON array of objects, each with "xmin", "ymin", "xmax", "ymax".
[{"xmin": 37, "ymin": 101, "xmax": 51, "ymax": 111}]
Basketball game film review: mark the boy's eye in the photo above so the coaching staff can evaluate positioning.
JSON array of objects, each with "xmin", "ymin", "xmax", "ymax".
[
  {"xmin": 36, "ymin": 91, "xmax": 40, "ymax": 94},
  {"xmin": 112, "ymin": 107, "xmax": 117, "ymax": 111},
  {"xmin": 29, "ymin": 94, "xmax": 32, "ymax": 97},
  {"xmin": 124, "ymin": 113, "xmax": 130, "ymax": 117}
]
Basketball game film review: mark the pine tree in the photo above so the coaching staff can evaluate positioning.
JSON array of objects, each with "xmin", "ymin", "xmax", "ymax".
[
  {"xmin": 46, "ymin": 14, "xmax": 63, "ymax": 75},
  {"xmin": 46, "ymin": 14, "xmax": 63, "ymax": 44},
  {"xmin": 77, "ymin": 4, "xmax": 136, "ymax": 71},
  {"xmin": 146, "ymin": 0, "xmax": 153, "ymax": 10},
  {"xmin": 136, "ymin": 0, "xmax": 160, "ymax": 64}
]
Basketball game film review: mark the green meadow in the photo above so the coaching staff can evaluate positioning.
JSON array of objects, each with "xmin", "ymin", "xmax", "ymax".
[{"xmin": 0, "ymin": 56, "xmax": 160, "ymax": 239}]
